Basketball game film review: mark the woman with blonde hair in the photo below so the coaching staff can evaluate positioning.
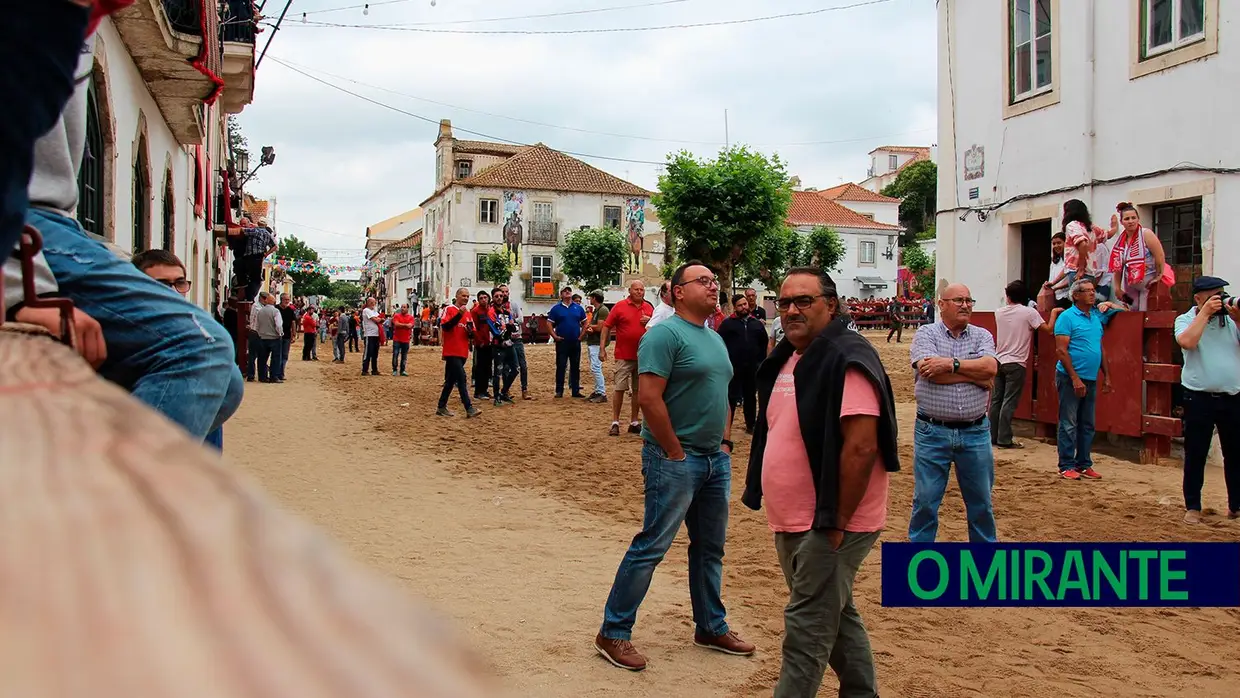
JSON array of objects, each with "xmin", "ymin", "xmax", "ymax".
[{"xmin": 1107, "ymin": 202, "xmax": 1168, "ymax": 310}]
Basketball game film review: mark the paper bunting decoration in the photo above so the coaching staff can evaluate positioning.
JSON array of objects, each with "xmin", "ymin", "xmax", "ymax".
[{"xmin": 263, "ymin": 257, "xmax": 388, "ymax": 275}]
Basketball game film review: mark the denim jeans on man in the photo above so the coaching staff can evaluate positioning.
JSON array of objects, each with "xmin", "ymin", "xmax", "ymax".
[
  {"xmin": 492, "ymin": 345, "xmax": 517, "ymax": 397},
  {"xmin": 256, "ymin": 338, "xmax": 280, "ymax": 382},
  {"xmin": 908, "ymin": 418, "xmax": 997, "ymax": 542},
  {"xmin": 438, "ymin": 356, "xmax": 472, "ymax": 410},
  {"xmin": 773, "ymin": 529, "xmax": 881, "ymax": 698},
  {"xmin": 391, "ymin": 340, "xmax": 409, "ymax": 374},
  {"xmin": 587, "ymin": 344, "xmax": 606, "ymax": 395},
  {"xmin": 1055, "ymin": 372, "xmax": 1097, "ymax": 472},
  {"xmin": 512, "ymin": 341, "xmax": 529, "ymax": 393},
  {"xmin": 600, "ymin": 443, "xmax": 732, "ymax": 641},
  {"xmin": 333, "ymin": 331, "xmax": 346, "ymax": 361},
  {"xmin": 0, "ymin": 0, "xmax": 88, "ymax": 258},
  {"xmin": 31, "ymin": 209, "xmax": 243, "ymax": 439},
  {"xmin": 989, "ymin": 363, "xmax": 1027, "ymax": 446},
  {"xmin": 277, "ymin": 335, "xmax": 292, "ymax": 379},
  {"xmin": 555, "ymin": 339, "xmax": 582, "ymax": 396}
]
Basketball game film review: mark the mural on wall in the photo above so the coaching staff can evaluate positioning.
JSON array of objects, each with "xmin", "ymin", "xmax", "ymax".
[
  {"xmin": 434, "ymin": 203, "xmax": 445, "ymax": 249},
  {"xmin": 503, "ymin": 191, "xmax": 524, "ymax": 265},
  {"xmin": 625, "ymin": 198, "xmax": 645, "ymax": 273}
]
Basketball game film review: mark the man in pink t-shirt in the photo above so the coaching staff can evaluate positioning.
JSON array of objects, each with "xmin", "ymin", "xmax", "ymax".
[
  {"xmin": 741, "ymin": 266, "xmax": 900, "ymax": 698},
  {"xmin": 990, "ymin": 280, "xmax": 1058, "ymax": 448}
]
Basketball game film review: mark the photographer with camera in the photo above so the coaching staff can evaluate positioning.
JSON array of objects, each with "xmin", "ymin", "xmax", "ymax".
[
  {"xmin": 1174, "ymin": 276, "xmax": 1240, "ymax": 523},
  {"xmin": 436, "ymin": 287, "xmax": 481, "ymax": 418}
]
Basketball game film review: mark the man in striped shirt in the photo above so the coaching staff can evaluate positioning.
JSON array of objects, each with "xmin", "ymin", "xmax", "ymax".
[{"xmin": 908, "ymin": 283, "xmax": 1000, "ymax": 543}]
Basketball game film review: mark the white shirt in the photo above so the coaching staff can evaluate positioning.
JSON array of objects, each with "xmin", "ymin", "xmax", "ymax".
[
  {"xmin": 646, "ymin": 302, "xmax": 675, "ymax": 328},
  {"xmin": 362, "ymin": 307, "xmax": 381, "ymax": 337},
  {"xmin": 1048, "ymin": 258, "xmax": 1069, "ymax": 300}
]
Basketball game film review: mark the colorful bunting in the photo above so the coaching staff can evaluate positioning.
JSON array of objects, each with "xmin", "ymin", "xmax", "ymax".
[{"xmin": 263, "ymin": 257, "xmax": 387, "ymax": 275}]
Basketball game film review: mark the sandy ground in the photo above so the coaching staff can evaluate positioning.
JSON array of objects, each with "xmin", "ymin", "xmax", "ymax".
[{"xmin": 227, "ymin": 333, "xmax": 1240, "ymax": 698}]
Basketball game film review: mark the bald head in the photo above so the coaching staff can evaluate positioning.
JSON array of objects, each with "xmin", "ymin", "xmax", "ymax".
[{"xmin": 937, "ymin": 282, "xmax": 974, "ymax": 331}]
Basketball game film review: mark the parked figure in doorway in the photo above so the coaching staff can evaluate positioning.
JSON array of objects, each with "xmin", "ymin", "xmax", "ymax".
[
  {"xmin": 584, "ymin": 290, "xmax": 610, "ymax": 402},
  {"xmin": 601, "ymin": 280, "xmax": 653, "ymax": 435},
  {"xmin": 391, "ymin": 302, "xmax": 415, "ymax": 376},
  {"xmin": 360, "ymin": 297, "xmax": 382, "ymax": 375},
  {"xmin": 1108, "ymin": 202, "xmax": 1168, "ymax": 311},
  {"xmin": 717, "ymin": 294, "xmax": 767, "ymax": 434},
  {"xmin": 1053, "ymin": 278, "xmax": 1114, "ymax": 480},
  {"xmin": 991, "ymin": 280, "xmax": 1058, "ymax": 449},
  {"xmin": 908, "ymin": 283, "xmax": 1000, "ymax": 543},
  {"xmin": 1174, "ymin": 276, "xmax": 1240, "ymax": 523},
  {"xmin": 437, "ymin": 287, "xmax": 480, "ymax": 418},
  {"xmin": 547, "ymin": 285, "xmax": 587, "ymax": 398}
]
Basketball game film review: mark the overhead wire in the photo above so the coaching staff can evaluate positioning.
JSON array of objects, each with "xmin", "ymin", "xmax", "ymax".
[
  {"xmin": 299, "ymin": 0, "xmax": 690, "ymax": 23},
  {"xmin": 289, "ymin": 0, "xmax": 896, "ymax": 34}
]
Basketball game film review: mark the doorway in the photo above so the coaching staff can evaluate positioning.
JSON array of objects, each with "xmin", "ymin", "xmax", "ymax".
[{"xmin": 1019, "ymin": 220, "xmax": 1053, "ymax": 290}]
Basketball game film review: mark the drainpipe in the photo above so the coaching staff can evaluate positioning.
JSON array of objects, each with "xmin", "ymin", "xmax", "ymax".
[{"xmin": 1083, "ymin": 1, "xmax": 1097, "ymax": 205}]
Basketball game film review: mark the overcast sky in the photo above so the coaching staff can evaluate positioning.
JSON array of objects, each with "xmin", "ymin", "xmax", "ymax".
[{"xmin": 236, "ymin": 0, "xmax": 936, "ymax": 264}]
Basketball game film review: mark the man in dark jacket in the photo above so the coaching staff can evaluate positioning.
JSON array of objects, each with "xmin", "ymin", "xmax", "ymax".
[
  {"xmin": 717, "ymin": 293, "xmax": 768, "ymax": 433},
  {"xmin": 742, "ymin": 267, "xmax": 900, "ymax": 698}
]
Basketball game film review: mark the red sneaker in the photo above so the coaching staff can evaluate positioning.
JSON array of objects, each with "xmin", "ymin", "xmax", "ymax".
[
  {"xmin": 1060, "ymin": 469, "xmax": 1081, "ymax": 480},
  {"xmin": 1079, "ymin": 468, "xmax": 1102, "ymax": 480}
]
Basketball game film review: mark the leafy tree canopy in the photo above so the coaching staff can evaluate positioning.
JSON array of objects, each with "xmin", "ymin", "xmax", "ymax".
[
  {"xmin": 737, "ymin": 225, "xmax": 847, "ymax": 291},
  {"xmin": 478, "ymin": 248, "xmax": 515, "ymax": 287},
  {"xmin": 881, "ymin": 159, "xmax": 937, "ymax": 244},
  {"xmin": 558, "ymin": 226, "xmax": 629, "ymax": 293},
  {"xmin": 901, "ymin": 243, "xmax": 937, "ymax": 298},
  {"xmin": 275, "ymin": 235, "xmax": 331, "ymax": 297},
  {"xmin": 327, "ymin": 279, "xmax": 362, "ymax": 303},
  {"xmin": 654, "ymin": 146, "xmax": 792, "ymax": 290}
]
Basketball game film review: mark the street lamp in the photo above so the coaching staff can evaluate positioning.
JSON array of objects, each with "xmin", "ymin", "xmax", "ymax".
[{"xmin": 239, "ymin": 146, "xmax": 275, "ymax": 187}]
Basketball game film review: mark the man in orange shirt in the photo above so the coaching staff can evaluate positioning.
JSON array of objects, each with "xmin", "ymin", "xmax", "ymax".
[
  {"xmin": 437, "ymin": 288, "xmax": 480, "ymax": 418},
  {"xmin": 390, "ymin": 302, "xmax": 415, "ymax": 376},
  {"xmin": 599, "ymin": 280, "xmax": 653, "ymax": 436}
]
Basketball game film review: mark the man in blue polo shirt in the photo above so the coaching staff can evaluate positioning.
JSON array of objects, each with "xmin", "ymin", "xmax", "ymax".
[
  {"xmin": 1053, "ymin": 277, "xmax": 1113, "ymax": 480},
  {"xmin": 547, "ymin": 285, "xmax": 587, "ymax": 398},
  {"xmin": 1174, "ymin": 276, "xmax": 1240, "ymax": 523}
]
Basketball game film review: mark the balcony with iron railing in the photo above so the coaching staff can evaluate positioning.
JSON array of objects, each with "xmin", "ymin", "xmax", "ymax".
[
  {"xmin": 527, "ymin": 220, "xmax": 558, "ymax": 246},
  {"xmin": 111, "ymin": 0, "xmax": 223, "ymax": 144},
  {"xmin": 219, "ymin": 0, "xmax": 257, "ymax": 114}
]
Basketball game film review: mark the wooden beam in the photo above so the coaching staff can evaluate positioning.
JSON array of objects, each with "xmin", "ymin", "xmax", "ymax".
[
  {"xmin": 0, "ymin": 330, "xmax": 490, "ymax": 698},
  {"xmin": 1142, "ymin": 362, "xmax": 1182, "ymax": 384},
  {"xmin": 1141, "ymin": 285, "xmax": 1174, "ymax": 464},
  {"xmin": 1142, "ymin": 415, "xmax": 1183, "ymax": 438}
]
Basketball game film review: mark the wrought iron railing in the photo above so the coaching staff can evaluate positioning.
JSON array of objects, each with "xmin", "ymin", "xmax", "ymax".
[
  {"xmin": 163, "ymin": 0, "xmax": 203, "ymax": 36},
  {"xmin": 528, "ymin": 221, "xmax": 558, "ymax": 245},
  {"xmin": 220, "ymin": 0, "xmax": 256, "ymax": 43}
]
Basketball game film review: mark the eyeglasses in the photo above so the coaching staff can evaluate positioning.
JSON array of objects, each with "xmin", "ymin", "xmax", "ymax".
[
  {"xmin": 157, "ymin": 278, "xmax": 192, "ymax": 293},
  {"xmin": 942, "ymin": 297, "xmax": 976, "ymax": 306},
  {"xmin": 677, "ymin": 275, "xmax": 719, "ymax": 289},
  {"xmin": 776, "ymin": 294, "xmax": 827, "ymax": 311}
]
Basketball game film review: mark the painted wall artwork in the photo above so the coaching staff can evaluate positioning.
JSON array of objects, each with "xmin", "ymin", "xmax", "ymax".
[
  {"xmin": 503, "ymin": 190, "xmax": 524, "ymax": 264},
  {"xmin": 434, "ymin": 204, "xmax": 445, "ymax": 249},
  {"xmin": 625, "ymin": 198, "xmax": 645, "ymax": 273}
]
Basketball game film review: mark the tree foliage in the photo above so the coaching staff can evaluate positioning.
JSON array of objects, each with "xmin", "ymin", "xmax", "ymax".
[
  {"xmin": 227, "ymin": 115, "xmax": 252, "ymax": 180},
  {"xmin": 737, "ymin": 225, "xmax": 847, "ymax": 291},
  {"xmin": 276, "ymin": 235, "xmax": 331, "ymax": 297},
  {"xmin": 901, "ymin": 243, "xmax": 936, "ymax": 298},
  {"xmin": 881, "ymin": 159, "xmax": 937, "ymax": 244},
  {"xmin": 327, "ymin": 279, "xmax": 362, "ymax": 303},
  {"xmin": 654, "ymin": 146, "xmax": 792, "ymax": 290},
  {"xmin": 558, "ymin": 226, "xmax": 629, "ymax": 292},
  {"xmin": 478, "ymin": 248, "xmax": 515, "ymax": 287}
]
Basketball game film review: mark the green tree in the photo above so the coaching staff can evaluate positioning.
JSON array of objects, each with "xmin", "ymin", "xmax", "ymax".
[
  {"xmin": 737, "ymin": 225, "xmax": 847, "ymax": 291},
  {"xmin": 327, "ymin": 279, "xmax": 362, "ymax": 303},
  {"xmin": 881, "ymin": 159, "xmax": 937, "ymax": 244},
  {"xmin": 558, "ymin": 226, "xmax": 629, "ymax": 292},
  {"xmin": 227, "ymin": 115, "xmax": 252, "ymax": 180},
  {"xmin": 901, "ymin": 243, "xmax": 936, "ymax": 298},
  {"xmin": 478, "ymin": 247, "xmax": 515, "ymax": 287},
  {"xmin": 654, "ymin": 146, "xmax": 792, "ymax": 291},
  {"xmin": 275, "ymin": 235, "xmax": 332, "ymax": 297}
]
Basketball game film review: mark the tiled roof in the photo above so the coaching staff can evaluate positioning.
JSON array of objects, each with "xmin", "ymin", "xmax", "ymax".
[
  {"xmin": 868, "ymin": 145, "xmax": 932, "ymax": 156},
  {"xmin": 387, "ymin": 230, "xmax": 423, "ymax": 250},
  {"xmin": 787, "ymin": 191, "xmax": 901, "ymax": 231},
  {"xmin": 244, "ymin": 197, "xmax": 269, "ymax": 220},
  {"xmin": 457, "ymin": 144, "xmax": 652, "ymax": 197},
  {"xmin": 817, "ymin": 182, "xmax": 901, "ymax": 204},
  {"xmin": 367, "ymin": 207, "xmax": 423, "ymax": 239},
  {"xmin": 894, "ymin": 149, "xmax": 931, "ymax": 174},
  {"xmin": 453, "ymin": 140, "xmax": 523, "ymax": 157}
]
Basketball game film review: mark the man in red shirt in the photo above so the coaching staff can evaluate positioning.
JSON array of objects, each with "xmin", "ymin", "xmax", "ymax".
[
  {"xmin": 600, "ymin": 280, "xmax": 654, "ymax": 436},
  {"xmin": 390, "ymin": 302, "xmax": 415, "ymax": 376},
  {"xmin": 437, "ymin": 287, "xmax": 480, "ymax": 418},
  {"xmin": 300, "ymin": 307, "xmax": 318, "ymax": 361}
]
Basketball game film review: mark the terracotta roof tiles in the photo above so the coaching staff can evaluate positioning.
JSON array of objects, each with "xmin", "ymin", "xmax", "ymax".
[
  {"xmin": 787, "ymin": 191, "xmax": 900, "ymax": 231},
  {"xmin": 457, "ymin": 144, "xmax": 652, "ymax": 198},
  {"xmin": 817, "ymin": 182, "xmax": 901, "ymax": 203}
]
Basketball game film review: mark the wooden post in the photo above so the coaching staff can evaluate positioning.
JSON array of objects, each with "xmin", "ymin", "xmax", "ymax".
[
  {"xmin": 233, "ymin": 299, "xmax": 253, "ymax": 372},
  {"xmin": 1142, "ymin": 283, "xmax": 1175, "ymax": 463},
  {"xmin": 0, "ymin": 329, "xmax": 490, "ymax": 697}
]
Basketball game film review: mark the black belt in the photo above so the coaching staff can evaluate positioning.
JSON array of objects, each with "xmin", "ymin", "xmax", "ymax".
[{"xmin": 917, "ymin": 413, "xmax": 985, "ymax": 429}]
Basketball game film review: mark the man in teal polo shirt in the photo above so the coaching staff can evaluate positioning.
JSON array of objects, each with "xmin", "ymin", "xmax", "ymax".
[
  {"xmin": 1053, "ymin": 278, "xmax": 1113, "ymax": 480},
  {"xmin": 1174, "ymin": 275, "xmax": 1240, "ymax": 523}
]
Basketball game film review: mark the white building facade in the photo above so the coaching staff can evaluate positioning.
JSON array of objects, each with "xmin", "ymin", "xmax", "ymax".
[
  {"xmin": 936, "ymin": 0, "xmax": 1234, "ymax": 310},
  {"xmin": 785, "ymin": 191, "xmax": 903, "ymax": 300},
  {"xmin": 861, "ymin": 146, "xmax": 934, "ymax": 193},
  {"xmin": 420, "ymin": 121, "xmax": 665, "ymax": 314}
]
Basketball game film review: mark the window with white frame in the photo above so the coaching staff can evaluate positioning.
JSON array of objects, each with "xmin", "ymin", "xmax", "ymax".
[
  {"xmin": 456, "ymin": 160, "xmax": 472, "ymax": 179},
  {"xmin": 1143, "ymin": 0, "xmax": 1205, "ymax": 58},
  {"xmin": 479, "ymin": 198, "xmax": 498, "ymax": 224},
  {"xmin": 1010, "ymin": 0, "xmax": 1053, "ymax": 102},
  {"xmin": 859, "ymin": 240, "xmax": 877, "ymax": 265},
  {"xmin": 531, "ymin": 254, "xmax": 552, "ymax": 282},
  {"xmin": 603, "ymin": 205, "xmax": 622, "ymax": 229},
  {"xmin": 887, "ymin": 154, "xmax": 898, "ymax": 171},
  {"xmin": 532, "ymin": 201, "xmax": 554, "ymax": 222}
]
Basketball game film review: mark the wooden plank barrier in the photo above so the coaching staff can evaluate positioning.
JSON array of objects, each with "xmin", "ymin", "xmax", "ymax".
[{"xmin": 0, "ymin": 328, "xmax": 490, "ymax": 698}]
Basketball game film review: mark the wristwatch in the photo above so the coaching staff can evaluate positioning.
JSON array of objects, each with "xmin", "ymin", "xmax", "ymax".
[{"xmin": 952, "ymin": 358, "xmax": 960, "ymax": 373}]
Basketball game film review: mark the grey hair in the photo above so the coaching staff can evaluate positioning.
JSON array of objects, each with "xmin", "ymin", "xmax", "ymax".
[
  {"xmin": 1069, "ymin": 277, "xmax": 1097, "ymax": 296},
  {"xmin": 258, "ymin": 291, "xmax": 272, "ymax": 302}
]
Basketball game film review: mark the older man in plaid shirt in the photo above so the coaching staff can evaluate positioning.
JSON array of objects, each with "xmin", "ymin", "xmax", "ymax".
[{"xmin": 908, "ymin": 282, "xmax": 1000, "ymax": 542}]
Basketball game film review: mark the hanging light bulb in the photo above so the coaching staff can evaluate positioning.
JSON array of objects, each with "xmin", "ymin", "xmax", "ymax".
[
  {"xmin": 430, "ymin": 0, "xmax": 437, "ymax": 6},
  {"xmin": 363, "ymin": 3, "xmax": 369, "ymax": 16},
  {"xmin": 301, "ymin": 12, "xmax": 306, "ymax": 23}
]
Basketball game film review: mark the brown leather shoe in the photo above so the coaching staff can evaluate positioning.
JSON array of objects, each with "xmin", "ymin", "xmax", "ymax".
[
  {"xmin": 694, "ymin": 630, "xmax": 755, "ymax": 656},
  {"xmin": 595, "ymin": 634, "xmax": 646, "ymax": 671},
  {"xmin": 608, "ymin": 423, "xmax": 620, "ymax": 436}
]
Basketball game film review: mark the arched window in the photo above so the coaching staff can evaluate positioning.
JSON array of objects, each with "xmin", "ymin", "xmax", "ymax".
[
  {"xmin": 161, "ymin": 169, "xmax": 174, "ymax": 250},
  {"xmin": 77, "ymin": 84, "xmax": 105, "ymax": 238},
  {"xmin": 132, "ymin": 136, "xmax": 150, "ymax": 253}
]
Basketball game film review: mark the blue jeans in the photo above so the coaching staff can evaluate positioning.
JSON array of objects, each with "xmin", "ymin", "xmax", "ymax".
[
  {"xmin": 908, "ymin": 418, "xmax": 997, "ymax": 543},
  {"xmin": 204, "ymin": 427, "xmax": 223, "ymax": 451},
  {"xmin": 256, "ymin": 338, "xmax": 280, "ymax": 381},
  {"xmin": 30, "ymin": 208, "xmax": 244, "ymax": 440},
  {"xmin": 600, "ymin": 442, "xmax": 732, "ymax": 640},
  {"xmin": 1, "ymin": 0, "xmax": 88, "ymax": 258},
  {"xmin": 1055, "ymin": 372, "xmax": 1097, "ymax": 472},
  {"xmin": 512, "ymin": 341, "xmax": 528, "ymax": 392},
  {"xmin": 587, "ymin": 344, "xmax": 606, "ymax": 395}
]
